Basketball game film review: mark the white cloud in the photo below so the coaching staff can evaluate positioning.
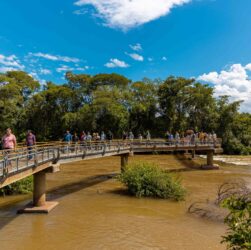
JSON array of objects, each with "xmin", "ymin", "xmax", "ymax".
[
  {"xmin": 0, "ymin": 54, "xmax": 25, "ymax": 72},
  {"xmin": 148, "ymin": 57, "xmax": 153, "ymax": 62},
  {"xmin": 40, "ymin": 69, "xmax": 52, "ymax": 75},
  {"xmin": 0, "ymin": 66, "xmax": 19, "ymax": 73},
  {"xmin": 76, "ymin": 66, "xmax": 89, "ymax": 70},
  {"xmin": 126, "ymin": 52, "xmax": 144, "ymax": 61},
  {"xmin": 198, "ymin": 63, "xmax": 251, "ymax": 113},
  {"xmin": 30, "ymin": 52, "xmax": 80, "ymax": 63},
  {"xmin": 162, "ymin": 56, "xmax": 167, "ymax": 61},
  {"xmin": 56, "ymin": 65, "xmax": 90, "ymax": 72},
  {"xmin": 245, "ymin": 63, "xmax": 251, "ymax": 71},
  {"xmin": 104, "ymin": 58, "xmax": 129, "ymax": 68},
  {"xmin": 74, "ymin": 0, "xmax": 191, "ymax": 30},
  {"xmin": 56, "ymin": 65, "xmax": 74, "ymax": 73},
  {"xmin": 29, "ymin": 72, "xmax": 39, "ymax": 78},
  {"xmin": 129, "ymin": 43, "xmax": 142, "ymax": 51}
]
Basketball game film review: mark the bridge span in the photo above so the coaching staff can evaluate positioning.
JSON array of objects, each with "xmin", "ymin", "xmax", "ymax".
[{"xmin": 0, "ymin": 140, "xmax": 222, "ymax": 213}]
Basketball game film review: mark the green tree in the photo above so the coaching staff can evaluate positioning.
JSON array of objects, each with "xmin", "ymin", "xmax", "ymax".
[
  {"xmin": 0, "ymin": 71, "xmax": 39, "ymax": 137},
  {"xmin": 129, "ymin": 80, "xmax": 158, "ymax": 136}
]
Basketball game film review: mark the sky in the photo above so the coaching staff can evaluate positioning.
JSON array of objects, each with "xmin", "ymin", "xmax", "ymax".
[{"xmin": 0, "ymin": 0, "xmax": 251, "ymax": 112}]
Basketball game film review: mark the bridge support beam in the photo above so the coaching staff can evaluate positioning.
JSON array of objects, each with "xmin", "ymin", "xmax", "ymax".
[
  {"xmin": 121, "ymin": 154, "xmax": 129, "ymax": 172},
  {"xmin": 18, "ymin": 165, "xmax": 59, "ymax": 214}
]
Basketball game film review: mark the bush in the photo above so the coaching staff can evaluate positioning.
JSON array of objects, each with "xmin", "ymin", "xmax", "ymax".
[
  {"xmin": 221, "ymin": 195, "xmax": 251, "ymax": 249},
  {"xmin": 0, "ymin": 176, "xmax": 33, "ymax": 196},
  {"xmin": 118, "ymin": 162, "xmax": 186, "ymax": 201}
]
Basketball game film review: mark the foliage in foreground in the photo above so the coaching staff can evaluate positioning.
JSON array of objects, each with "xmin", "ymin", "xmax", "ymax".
[
  {"xmin": 221, "ymin": 195, "xmax": 251, "ymax": 250},
  {"xmin": 0, "ymin": 176, "xmax": 33, "ymax": 196},
  {"xmin": 118, "ymin": 162, "xmax": 186, "ymax": 201}
]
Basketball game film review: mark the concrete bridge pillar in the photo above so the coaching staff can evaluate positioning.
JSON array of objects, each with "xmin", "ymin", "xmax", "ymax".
[
  {"xmin": 121, "ymin": 154, "xmax": 129, "ymax": 172},
  {"xmin": 191, "ymin": 150, "xmax": 195, "ymax": 159},
  {"xmin": 33, "ymin": 170, "xmax": 46, "ymax": 207},
  {"xmin": 18, "ymin": 164, "xmax": 60, "ymax": 214},
  {"xmin": 207, "ymin": 150, "xmax": 214, "ymax": 166}
]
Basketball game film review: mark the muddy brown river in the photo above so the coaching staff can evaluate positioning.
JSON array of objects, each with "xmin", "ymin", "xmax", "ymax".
[{"xmin": 0, "ymin": 155, "xmax": 251, "ymax": 250}]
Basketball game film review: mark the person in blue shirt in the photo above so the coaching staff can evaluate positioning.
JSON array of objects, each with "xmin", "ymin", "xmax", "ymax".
[
  {"xmin": 63, "ymin": 130, "xmax": 72, "ymax": 153},
  {"xmin": 63, "ymin": 130, "xmax": 72, "ymax": 144}
]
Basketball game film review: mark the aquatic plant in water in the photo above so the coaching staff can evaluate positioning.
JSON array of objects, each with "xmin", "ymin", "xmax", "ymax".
[{"xmin": 118, "ymin": 161, "xmax": 186, "ymax": 201}]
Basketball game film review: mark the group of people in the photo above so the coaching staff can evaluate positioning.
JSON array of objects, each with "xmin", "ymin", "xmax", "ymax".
[
  {"xmin": 63, "ymin": 130, "xmax": 114, "ymax": 144},
  {"xmin": 165, "ymin": 130, "xmax": 217, "ymax": 144},
  {"xmin": 1, "ymin": 128, "xmax": 36, "ymax": 159},
  {"xmin": 1, "ymin": 128, "xmax": 217, "ymax": 154},
  {"xmin": 122, "ymin": 130, "xmax": 151, "ymax": 141},
  {"xmin": 62, "ymin": 130, "xmax": 152, "ymax": 144}
]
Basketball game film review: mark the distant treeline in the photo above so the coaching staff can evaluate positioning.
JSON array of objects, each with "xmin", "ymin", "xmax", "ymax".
[{"xmin": 0, "ymin": 71, "xmax": 250, "ymax": 154}]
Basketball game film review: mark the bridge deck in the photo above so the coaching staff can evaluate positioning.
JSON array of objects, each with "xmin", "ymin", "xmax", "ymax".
[{"xmin": 0, "ymin": 140, "xmax": 222, "ymax": 188}]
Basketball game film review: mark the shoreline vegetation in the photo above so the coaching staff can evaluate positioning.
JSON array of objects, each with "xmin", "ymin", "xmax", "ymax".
[
  {"xmin": 0, "ymin": 71, "xmax": 250, "ymax": 155},
  {"xmin": 0, "ymin": 177, "xmax": 33, "ymax": 196}
]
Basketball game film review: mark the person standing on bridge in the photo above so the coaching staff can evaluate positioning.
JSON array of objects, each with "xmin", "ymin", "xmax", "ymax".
[
  {"xmin": 1, "ymin": 128, "xmax": 17, "ymax": 175},
  {"xmin": 101, "ymin": 131, "xmax": 106, "ymax": 141},
  {"xmin": 129, "ymin": 131, "xmax": 134, "ymax": 141},
  {"xmin": 107, "ymin": 130, "xmax": 113, "ymax": 142},
  {"xmin": 72, "ymin": 132, "xmax": 79, "ymax": 144},
  {"xmin": 146, "ymin": 130, "xmax": 151, "ymax": 141},
  {"xmin": 63, "ymin": 130, "xmax": 72, "ymax": 144},
  {"xmin": 63, "ymin": 130, "xmax": 72, "ymax": 153},
  {"xmin": 26, "ymin": 130, "xmax": 36, "ymax": 160},
  {"xmin": 1, "ymin": 128, "xmax": 17, "ymax": 152},
  {"xmin": 138, "ymin": 133, "xmax": 143, "ymax": 142}
]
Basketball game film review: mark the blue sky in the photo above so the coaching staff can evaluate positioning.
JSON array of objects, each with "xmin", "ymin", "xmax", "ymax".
[{"xmin": 0, "ymin": 0, "xmax": 251, "ymax": 111}]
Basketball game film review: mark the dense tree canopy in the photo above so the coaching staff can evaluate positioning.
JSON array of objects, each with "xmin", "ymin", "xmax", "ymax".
[{"xmin": 0, "ymin": 71, "xmax": 250, "ymax": 154}]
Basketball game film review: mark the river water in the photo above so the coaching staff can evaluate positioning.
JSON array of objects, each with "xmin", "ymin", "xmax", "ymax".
[{"xmin": 0, "ymin": 155, "xmax": 251, "ymax": 250}]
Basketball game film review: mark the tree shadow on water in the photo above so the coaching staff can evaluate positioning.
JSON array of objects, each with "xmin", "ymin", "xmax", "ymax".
[
  {"xmin": 47, "ymin": 173, "xmax": 116, "ymax": 200},
  {"xmin": 167, "ymin": 154, "xmax": 202, "ymax": 173}
]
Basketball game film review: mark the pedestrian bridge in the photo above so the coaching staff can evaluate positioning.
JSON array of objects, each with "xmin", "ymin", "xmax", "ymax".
[{"xmin": 0, "ymin": 139, "xmax": 222, "ymax": 213}]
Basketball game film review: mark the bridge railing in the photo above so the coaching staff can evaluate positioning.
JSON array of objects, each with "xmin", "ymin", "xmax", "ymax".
[{"xmin": 0, "ymin": 141, "xmax": 132, "ymax": 178}]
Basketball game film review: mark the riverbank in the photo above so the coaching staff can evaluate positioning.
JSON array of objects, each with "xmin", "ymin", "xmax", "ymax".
[{"xmin": 0, "ymin": 154, "xmax": 251, "ymax": 250}]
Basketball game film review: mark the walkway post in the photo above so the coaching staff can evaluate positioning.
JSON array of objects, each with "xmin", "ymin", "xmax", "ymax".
[
  {"xmin": 207, "ymin": 150, "xmax": 214, "ymax": 166},
  {"xmin": 120, "ymin": 154, "xmax": 129, "ymax": 172}
]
